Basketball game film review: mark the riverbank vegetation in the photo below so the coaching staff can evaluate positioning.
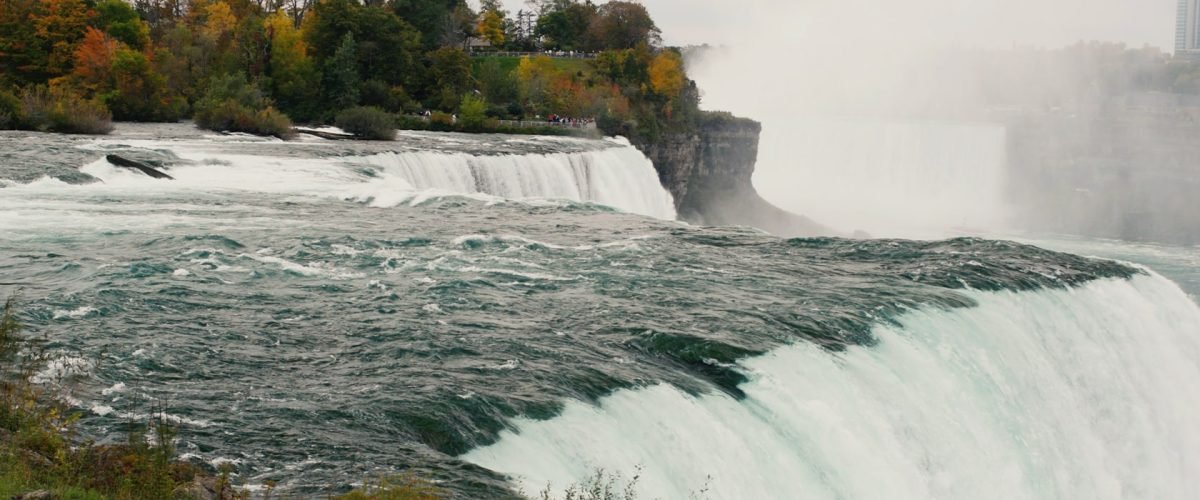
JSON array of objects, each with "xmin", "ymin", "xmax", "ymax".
[
  {"xmin": 0, "ymin": 296, "xmax": 220, "ymax": 499},
  {"xmin": 0, "ymin": 0, "xmax": 702, "ymax": 141}
]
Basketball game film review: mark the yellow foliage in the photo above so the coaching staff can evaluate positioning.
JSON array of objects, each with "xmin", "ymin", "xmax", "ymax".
[
  {"xmin": 516, "ymin": 55, "xmax": 558, "ymax": 83},
  {"xmin": 33, "ymin": 0, "xmax": 96, "ymax": 76},
  {"xmin": 476, "ymin": 9, "xmax": 505, "ymax": 47},
  {"xmin": 201, "ymin": 1, "xmax": 236, "ymax": 43},
  {"xmin": 265, "ymin": 10, "xmax": 304, "ymax": 49},
  {"xmin": 649, "ymin": 50, "xmax": 685, "ymax": 97}
]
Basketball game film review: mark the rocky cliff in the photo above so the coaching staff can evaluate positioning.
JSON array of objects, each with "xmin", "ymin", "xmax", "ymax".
[{"xmin": 632, "ymin": 115, "xmax": 832, "ymax": 237}]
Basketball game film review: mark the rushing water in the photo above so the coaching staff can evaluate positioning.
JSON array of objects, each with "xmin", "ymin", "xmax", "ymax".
[{"xmin": 1, "ymin": 124, "xmax": 1198, "ymax": 498}]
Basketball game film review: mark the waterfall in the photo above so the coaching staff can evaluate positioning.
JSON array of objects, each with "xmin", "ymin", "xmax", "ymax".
[
  {"xmin": 348, "ymin": 147, "xmax": 676, "ymax": 220},
  {"xmin": 463, "ymin": 273, "xmax": 1200, "ymax": 499},
  {"xmin": 58, "ymin": 142, "xmax": 677, "ymax": 221}
]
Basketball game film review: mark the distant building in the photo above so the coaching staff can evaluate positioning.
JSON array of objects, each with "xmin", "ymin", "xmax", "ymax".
[
  {"xmin": 1177, "ymin": 0, "xmax": 1200, "ymax": 58},
  {"xmin": 467, "ymin": 37, "xmax": 492, "ymax": 53}
]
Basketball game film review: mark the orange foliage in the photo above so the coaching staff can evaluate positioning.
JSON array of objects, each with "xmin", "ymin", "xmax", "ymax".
[
  {"xmin": 649, "ymin": 50, "xmax": 684, "ymax": 97},
  {"xmin": 71, "ymin": 27, "xmax": 119, "ymax": 92},
  {"xmin": 33, "ymin": 0, "xmax": 95, "ymax": 75}
]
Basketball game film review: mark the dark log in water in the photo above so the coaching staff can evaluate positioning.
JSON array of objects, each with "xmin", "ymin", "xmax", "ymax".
[
  {"xmin": 104, "ymin": 155, "xmax": 174, "ymax": 180},
  {"xmin": 293, "ymin": 129, "xmax": 356, "ymax": 140}
]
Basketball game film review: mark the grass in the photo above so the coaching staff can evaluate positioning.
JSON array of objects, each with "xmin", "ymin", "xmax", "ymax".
[{"xmin": 471, "ymin": 56, "xmax": 594, "ymax": 78}]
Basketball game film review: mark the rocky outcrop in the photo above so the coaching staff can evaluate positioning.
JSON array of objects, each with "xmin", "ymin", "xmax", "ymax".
[{"xmin": 632, "ymin": 115, "xmax": 833, "ymax": 237}]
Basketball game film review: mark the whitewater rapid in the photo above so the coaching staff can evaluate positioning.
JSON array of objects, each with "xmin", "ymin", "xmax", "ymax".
[
  {"xmin": 464, "ymin": 272, "xmax": 1200, "ymax": 499},
  {"xmin": 3, "ymin": 131, "xmax": 676, "ymax": 221}
]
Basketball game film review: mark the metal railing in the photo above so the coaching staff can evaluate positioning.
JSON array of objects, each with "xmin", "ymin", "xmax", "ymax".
[
  {"xmin": 469, "ymin": 51, "xmax": 598, "ymax": 59},
  {"xmin": 496, "ymin": 119, "xmax": 597, "ymax": 129}
]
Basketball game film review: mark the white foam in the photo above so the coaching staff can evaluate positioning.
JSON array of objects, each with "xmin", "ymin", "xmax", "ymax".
[
  {"xmin": 101, "ymin": 382, "xmax": 127, "ymax": 395},
  {"xmin": 52, "ymin": 306, "xmax": 98, "ymax": 320},
  {"xmin": 32, "ymin": 355, "xmax": 94, "ymax": 384},
  {"xmin": 344, "ymin": 148, "xmax": 676, "ymax": 219},
  {"xmin": 464, "ymin": 273, "xmax": 1200, "ymax": 499}
]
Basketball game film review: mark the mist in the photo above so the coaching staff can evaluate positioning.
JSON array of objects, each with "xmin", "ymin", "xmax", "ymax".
[
  {"xmin": 495, "ymin": 1, "xmax": 1195, "ymax": 242},
  {"xmin": 672, "ymin": 0, "xmax": 1184, "ymax": 239}
]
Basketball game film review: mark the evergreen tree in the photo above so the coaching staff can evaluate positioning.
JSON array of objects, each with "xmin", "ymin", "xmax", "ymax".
[{"xmin": 323, "ymin": 32, "xmax": 360, "ymax": 112}]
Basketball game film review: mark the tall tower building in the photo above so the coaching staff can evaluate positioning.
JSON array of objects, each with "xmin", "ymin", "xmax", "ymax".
[{"xmin": 1177, "ymin": 0, "xmax": 1200, "ymax": 57}]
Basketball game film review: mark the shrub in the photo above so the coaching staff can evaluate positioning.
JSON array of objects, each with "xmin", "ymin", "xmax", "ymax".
[
  {"xmin": 0, "ymin": 88, "xmax": 17, "ymax": 129},
  {"xmin": 194, "ymin": 73, "xmax": 294, "ymax": 139},
  {"xmin": 17, "ymin": 86, "xmax": 113, "ymax": 135},
  {"xmin": 396, "ymin": 115, "xmax": 432, "ymax": 131},
  {"xmin": 459, "ymin": 94, "xmax": 487, "ymax": 131},
  {"xmin": 335, "ymin": 106, "xmax": 397, "ymax": 140},
  {"xmin": 0, "ymin": 297, "xmax": 223, "ymax": 499},
  {"xmin": 429, "ymin": 111, "xmax": 453, "ymax": 125},
  {"xmin": 334, "ymin": 474, "xmax": 444, "ymax": 500}
]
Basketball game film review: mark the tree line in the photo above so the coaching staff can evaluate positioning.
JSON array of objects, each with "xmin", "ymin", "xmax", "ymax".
[{"xmin": 0, "ymin": 0, "xmax": 702, "ymax": 139}]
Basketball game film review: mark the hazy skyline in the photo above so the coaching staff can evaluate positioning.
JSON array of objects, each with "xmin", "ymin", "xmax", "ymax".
[{"xmin": 496, "ymin": 0, "xmax": 1175, "ymax": 51}]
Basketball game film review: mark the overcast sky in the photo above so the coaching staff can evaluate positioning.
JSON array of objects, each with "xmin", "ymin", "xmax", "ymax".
[{"xmin": 496, "ymin": 0, "xmax": 1176, "ymax": 51}]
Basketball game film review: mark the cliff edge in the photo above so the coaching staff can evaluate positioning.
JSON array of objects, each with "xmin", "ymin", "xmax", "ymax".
[{"xmin": 631, "ymin": 113, "xmax": 832, "ymax": 237}]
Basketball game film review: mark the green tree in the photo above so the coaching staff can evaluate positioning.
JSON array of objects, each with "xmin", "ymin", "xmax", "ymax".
[
  {"xmin": 106, "ymin": 47, "xmax": 184, "ymax": 121},
  {"xmin": 265, "ymin": 10, "xmax": 318, "ymax": 120},
  {"xmin": 0, "ymin": 0, "xmax": 49, "ymax": 84},
  {"xmin": 426, "ymin": 47, "xmax": 473, "ymax": 111},
  {"xmin": 587, "ymin": 1, "xmax": 659, "ymax": 50},
  {"xmin": 390, "ymin": 0, "xmax": 469, "ymax": 50},
  {"xmin": 303, "ymin": 0, "xmax": 421, "ymax": 88},
  {"xmin": 458, "ymin": 92, "xmax": 486, "ymax": 129},
  {"xmin": 536, "ymin": 1, "xmax": 596, "ymax": 51},
  {"xmin": 322, "ymin": 32, "xmax": 360, "ymax": 112},
  {"xmin": 355, "ymin": 6, "xmax": 422, "ymax": 87},
  {"xmin": 152, "ymin": 24, "xmax": 205, "ymax": 106},
  {"xmin": 302, "ymin": 0, "xmax": 361, "ymax": 61},
  {"xmin": 95, "ymin": 0, "xmax": 151, "ymax": 50},
  {"xmin": 476, "ymin": 58, "xmax": 518, "ymax": 105}
]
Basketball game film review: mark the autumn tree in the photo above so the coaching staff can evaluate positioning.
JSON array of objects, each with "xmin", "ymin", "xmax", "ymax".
[
  {"xmin": 33, "ymin": 0, "xmax": 95, "ymax": 77},
  {"xmin": 0, "ymin": 0, "xmax": 50, "ymax": 84},
  {"xmin": 70, "ymin": 28, "xmax": 120, "ymax": 94},
  {"xmin": 152, "ymin": 24, "xmax": 206, "ymax": 104},
  {"xmin": 515, "ymin": 55, "xmax": 559, "ymax": 113},
  {"xmin": 264, "ymin": 10, "xmax": 317, "ymax": 119},
  {"xmin": 107, "ymin": 47, "xmax": 184, "ymax": 121},
  {"xmin": 476, "ymin": 9, "xmax": 505, "ymax": 47},
  {"xmin": 648, "ymin": 50, "xmax": 684, "ymax": 97},
  {"xmin": 199, "ymin": 0, "xmax": 238, "ymax": 47}
]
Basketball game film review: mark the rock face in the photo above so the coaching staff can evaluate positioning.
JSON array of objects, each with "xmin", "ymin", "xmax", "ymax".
[{"xmin": 632, "ymin": 116, "xmax": 832, "ymax": 237}]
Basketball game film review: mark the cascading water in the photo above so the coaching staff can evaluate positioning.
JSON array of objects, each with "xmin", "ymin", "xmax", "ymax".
[
  {"xmin": 20, "ymin": 124, "xmax": 676, "ymax": 221},
  {"xmin": 464, "ymin": 273, "xmax": 1200, "ymax": 499},
  {"xmin": 3, "ymin": 125, "xmax": 1198, "ymax": 498},
  {"xmin": 348, "ymin": 147, "xmax": 675, "ymax": 219}
]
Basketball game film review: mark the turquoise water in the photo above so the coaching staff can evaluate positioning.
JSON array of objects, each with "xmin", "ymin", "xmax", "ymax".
[{"xmin": 1, "ymin": 126, "xmax": 1196, "ymax": 498}]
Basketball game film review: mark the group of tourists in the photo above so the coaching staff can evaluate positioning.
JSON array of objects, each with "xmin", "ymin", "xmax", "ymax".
[{"xmin": 545, "ymin": 114, "xmax": 595, "ymax": 127}]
